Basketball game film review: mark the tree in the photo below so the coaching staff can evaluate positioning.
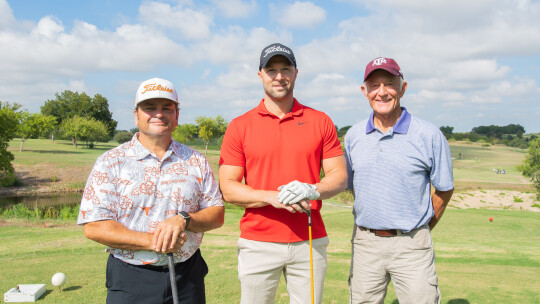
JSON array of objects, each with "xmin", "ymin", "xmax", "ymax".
[
  {"xmin": 61, "ymin": 116, "xmax": 108, "ymax": 149},
  {"xmin": 518, "ymin": 139, "xmax": 540, "ymax": 199},
  {"xmin": 0, "ymin": 102, "xmax": 20, "ymax": 185},
  {"xmin": 16, "ymin": 112, "xmax": 57, "ymax": 151},
  {"xmin": 41, "ymin": 90, "xmax": 117, "ymax": 137},
  {"xmin": 440, "ymin": 126, "xmax": 454, "ymax": 139},
  {"xmin": 337, "ymin": 125, "xmax": 352, "ymax": 138},
  {"xmin": 195, "ymin": 115, "xmax": 228, "ymax": 155},
  {"xmin": 172, "ymin": 123, "xmax": 198, "ymax": 144}
]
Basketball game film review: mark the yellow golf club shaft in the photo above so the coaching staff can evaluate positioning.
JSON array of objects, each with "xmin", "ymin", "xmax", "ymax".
[{"xmin": 309, "ymin": 224, "xmax": 314, "ymax": 304}]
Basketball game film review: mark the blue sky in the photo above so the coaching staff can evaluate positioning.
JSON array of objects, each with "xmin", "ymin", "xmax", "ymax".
[{"xmin": 1, "ymin": 0, "xmax": 539, "ymax": 132}]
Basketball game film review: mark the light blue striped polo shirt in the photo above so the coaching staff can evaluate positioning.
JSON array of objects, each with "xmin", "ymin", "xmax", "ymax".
[{"xmin": 344, "ymin": 108, "xmax": 453, "ymax": 232}]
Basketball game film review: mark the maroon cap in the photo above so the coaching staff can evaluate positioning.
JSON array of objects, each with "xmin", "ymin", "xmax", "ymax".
[{"xmin": 363, "ymin": 57, "xmax": 403, "ymax": 82}]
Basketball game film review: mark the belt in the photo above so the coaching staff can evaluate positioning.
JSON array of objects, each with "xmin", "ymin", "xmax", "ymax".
[
  {"xmin": 360, "ymin": 226, "xmax": 402, "ymax": 237},
  {"xmin": 136, "ymin": 263, "xmax": 174, "ymax": 271}
]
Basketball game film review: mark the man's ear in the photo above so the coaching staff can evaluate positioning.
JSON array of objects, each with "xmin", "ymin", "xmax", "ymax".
[
  {"xmin": 361, "ymin": 84, "xmax": 368, "ymax": 98},
  {"xmin": 400, "ymin": 81, "xmax": 408, "ymax": 98}
]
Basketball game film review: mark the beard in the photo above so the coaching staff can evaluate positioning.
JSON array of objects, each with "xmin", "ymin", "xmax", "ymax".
[{"xmin": 264, "ymin": 82, "xmax": 295, "ymax": 100}]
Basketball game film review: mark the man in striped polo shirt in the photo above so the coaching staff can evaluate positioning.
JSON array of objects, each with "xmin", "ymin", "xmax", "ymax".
[{"xmin": 344, "ymin": 57, "xmax": 454, "ymax": 304}]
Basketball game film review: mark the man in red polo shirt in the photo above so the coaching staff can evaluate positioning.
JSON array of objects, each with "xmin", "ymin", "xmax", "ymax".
[{"xmin": 219, "ymin": 43, "xmax": 347, "ymax": 304}]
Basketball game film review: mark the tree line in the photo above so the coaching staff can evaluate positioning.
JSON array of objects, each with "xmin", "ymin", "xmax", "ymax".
[{"xmin": 439, "ymin": 124, "xmax": 535, "ymax": 149}]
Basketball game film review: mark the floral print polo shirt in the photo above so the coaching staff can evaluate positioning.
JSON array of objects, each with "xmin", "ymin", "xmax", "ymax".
[{"xmin": 77, "ymin": 134, "xmax": 223, "ymax": 265}]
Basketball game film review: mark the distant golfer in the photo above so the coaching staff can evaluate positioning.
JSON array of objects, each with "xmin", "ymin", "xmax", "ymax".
[
  {"xmin": 78, "ymin": 78, "xmax": 224, "ymax": 304},
  {"xmin": 219, "ymin": 43, "xmax": 347, "ymax": 304},
  {"xmin": 344, "ymin": 57, "xmax": 454, "ymax": 303}
]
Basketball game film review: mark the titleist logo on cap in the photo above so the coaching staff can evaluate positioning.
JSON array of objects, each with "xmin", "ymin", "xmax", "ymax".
[
  {"xmin": 141, "ymin": 83, "xmax": 174, "ymax": 95},
  {"xmin": 263, "ymin": 45, "xmax": 291, "ymax": 57}
]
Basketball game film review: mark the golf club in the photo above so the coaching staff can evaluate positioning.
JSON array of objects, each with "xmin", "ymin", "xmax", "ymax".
[
  {"xmin": 298, "ymin": 203, "xmax": 314, "ymax": 304},
  {"xmin": 167, "ymin": 253, "xmax": 180, "ymax": 304}
]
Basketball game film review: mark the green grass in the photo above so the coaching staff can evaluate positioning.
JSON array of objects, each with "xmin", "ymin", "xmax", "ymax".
[
  {"xmin": 450, "ymin": 142, "xmax": 532, "ymax": 191},
  {"xmin": 3, "ymin": 138, "xmax": 539, "ymax": 303},
  {"xmin": 1, "ymin": 207, "xmax": 539, "ymax": 304},
  {"xmin": 7, "ymin": 138, "xmax": 221, "ymax": 188},
  {"xmin": 9, "ymin": 138, "xmax": 118, "ymax": 168}
]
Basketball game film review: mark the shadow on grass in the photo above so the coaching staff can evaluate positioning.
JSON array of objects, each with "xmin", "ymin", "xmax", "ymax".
[
  {"xmin": 30, "ymin": 150, "xmax": 84, "ymax": 155},
  {"xmin": 42, "ymin": 286, "xmax": 82, "ymax": 299},
  {"xmin": 57, "ymin": 142, "xmax": 116, "ymax": 151},
  {"xmin": 63, "ymin": 285, "xmax": 82, "ymax": 292},
  {"xmin": 12, "ymin": 170, "xmax": 59, "ymax": 185},
  {"xmin": 391, "ymin": 298, "xmax": 470, "ymax": 304}
]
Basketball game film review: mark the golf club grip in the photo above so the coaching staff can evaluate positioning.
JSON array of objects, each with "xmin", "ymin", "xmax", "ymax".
[{"xmin": 167, "ymin": 253, "xmax": 180, "ymax": 304}]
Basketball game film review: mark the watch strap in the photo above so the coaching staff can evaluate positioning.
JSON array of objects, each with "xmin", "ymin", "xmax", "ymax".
[{"xmin": 179, "ymin": 211, "xmax": 190, "ymax": 229}]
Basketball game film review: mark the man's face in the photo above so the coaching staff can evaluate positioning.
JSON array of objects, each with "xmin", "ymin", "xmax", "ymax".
[
  {"xmin": 258, "ymin": 56, "xmax": 298, "ymax": 101},
  {"xmin": 134, "ymin": 98, "xmax": 179, "ymax": 138},
  {"xmin": 361, "ymin": 70, "xmax": 407, "ymax": 117}
]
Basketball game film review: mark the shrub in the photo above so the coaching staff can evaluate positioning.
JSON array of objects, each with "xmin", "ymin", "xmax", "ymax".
[{"xmin": 114, "ymin": 131, "xmax": 133, "ymax": 144}]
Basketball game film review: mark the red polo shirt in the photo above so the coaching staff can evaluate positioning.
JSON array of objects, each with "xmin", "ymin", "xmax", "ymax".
[{"xmin": 219, "ymin": 99, "xmax": 343, "ymax": 242}]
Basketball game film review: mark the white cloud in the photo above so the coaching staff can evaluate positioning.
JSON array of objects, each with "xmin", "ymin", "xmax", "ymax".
[
  {"xmin": 1, "ymin": 0, "xmax": 539, "ymax": 133},
  {"xmin": 31, "ymin": 16, "xmax": 64, "ymax": 39},
  {"xmin": 274, "ymin": 1, "xmax": 326, "ymax": 29},
  {"xmin": 138, "ymin": 1, "xmax": 213, "ymax": 40},
  {"xmin": 0, "ymin": 0, "xmax": 15, "ymax": 28},
  {"xmin": 211, "ymin": 0, "xmax": 257, "ymax": 18}
]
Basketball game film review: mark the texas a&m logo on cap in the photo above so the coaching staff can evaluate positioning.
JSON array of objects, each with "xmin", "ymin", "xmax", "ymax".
[
  {"xmin": 364, "ymin": 57, "xmax": 403, "ymax": 81},
  {"xmin": 372, "ymin": 57, "xmax": 387, "ymax": 66}
]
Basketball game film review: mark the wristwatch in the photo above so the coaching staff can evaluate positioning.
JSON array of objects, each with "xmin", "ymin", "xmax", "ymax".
[{"xmin": 179, "ymin": 211, "xmax": 191, "ymax": 229}]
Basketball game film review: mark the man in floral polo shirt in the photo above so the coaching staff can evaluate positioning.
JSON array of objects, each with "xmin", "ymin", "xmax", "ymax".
[{"xmin": 78, "ymin": 78, "xmax": 224, "ymax": 304}]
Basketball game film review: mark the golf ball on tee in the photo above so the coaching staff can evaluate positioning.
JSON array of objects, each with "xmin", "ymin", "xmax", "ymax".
[{"xmin": 52, "ymin": 272, "xmax": 67, "ymax": 287}]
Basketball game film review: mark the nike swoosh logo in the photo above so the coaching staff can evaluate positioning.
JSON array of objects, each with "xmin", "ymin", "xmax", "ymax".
[{"xmin": 298, "ymin": 122, "xmax": 306, "ymax": 125}]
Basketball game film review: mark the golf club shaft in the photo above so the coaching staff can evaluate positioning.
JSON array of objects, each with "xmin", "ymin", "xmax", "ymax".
[
  {"xmin": 167, "ymin": 253, "xmax": 180, "ymax": 304},
  {"xmin": 297, "ymin": 203, "xmax": 314, "ymax": 304},
  {"xmin": 309, "ymin": 222, "xmax": 314, "ymax": 304}
]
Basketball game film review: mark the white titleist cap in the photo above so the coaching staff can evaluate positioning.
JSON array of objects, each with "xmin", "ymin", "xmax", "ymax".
[{"xmin": 134, "ymin": 78, "xmax": 179, "ymax": 108}]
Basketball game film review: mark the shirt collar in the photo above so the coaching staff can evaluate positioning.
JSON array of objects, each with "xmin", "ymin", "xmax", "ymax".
[
  {"xmin": 131, "ymin": 133, "xmax": 177, "ymax": 160},
  {"xmin": 365, "ymin": 107, "xmax": 411, "ymax": 134},
  {"xmin": 256, "ymin": 98, "xmax": 304, "ymax": 118}
]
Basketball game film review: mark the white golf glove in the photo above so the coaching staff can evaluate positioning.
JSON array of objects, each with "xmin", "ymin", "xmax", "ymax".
[{"xmin": 277, "ymin": 180, "xmax": 320, "ymax": 205}]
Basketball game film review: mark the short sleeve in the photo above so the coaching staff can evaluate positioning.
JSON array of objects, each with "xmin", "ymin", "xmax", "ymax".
[
  {"xmin": 219, "ymin": 119, "xmax": 246, "ymax": 167},
  {"xmin": 77, "ymin": 156, "xmax": 117, "ymax": 224},
  {"xmin": 430, "ymin": 129, "xmax": 454, "ymax": 191},
  {"xmin": 321, "ymin": 114, "xmax": 344, "ymax": 159},
  {"xmin": 344, "ymin": 133, "xmax": 354, "ymax": 190},
  {"xmin": 198, "ymin": 154, "xmax": 224, "ymax": 209}
]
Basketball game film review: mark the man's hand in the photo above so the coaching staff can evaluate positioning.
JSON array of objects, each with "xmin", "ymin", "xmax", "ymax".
[
  {"xmin": 151, "ymin": 215, "xmax": 189, "ymax": 253},
  {"xmin": 267, "ymin": 195, "xmax": 311, "ymax": 214},
  {"xmin": 278, "ymin": 180, "xmax": 320, "ymax": 205}
]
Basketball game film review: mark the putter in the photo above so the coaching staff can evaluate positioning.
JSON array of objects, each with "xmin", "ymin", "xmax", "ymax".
[
  {"xmin": 298, "ymin": 203, "xmax": 314, "ymax": 304},
  {"xmin": 167, "ymin": 253, "xmax": 180, "ymax": 304}
]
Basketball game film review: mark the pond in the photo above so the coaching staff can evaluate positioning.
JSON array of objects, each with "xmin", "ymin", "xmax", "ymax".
[{"xmin": 0, "ymin": 192, "xmax": 82, "ymax": 211}]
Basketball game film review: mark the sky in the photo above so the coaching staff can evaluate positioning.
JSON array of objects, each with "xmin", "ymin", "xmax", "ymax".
[{"xmin": 1, "ymin": 0, "xmax": 539, "ymax": 133}]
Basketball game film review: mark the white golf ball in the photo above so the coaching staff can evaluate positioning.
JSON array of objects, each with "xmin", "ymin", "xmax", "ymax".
[{"xmin": 51, "ymin": 272, "xmax": 67, "ymax": 287}]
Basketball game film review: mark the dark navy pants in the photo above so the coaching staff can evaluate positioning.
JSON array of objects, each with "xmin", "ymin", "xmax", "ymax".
[{"xmin": 106, "ymin": 249, "xmax": 208, "ymax": 304}]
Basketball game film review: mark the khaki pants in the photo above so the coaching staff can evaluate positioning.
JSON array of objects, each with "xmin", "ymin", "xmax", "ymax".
[
  {"xmin": 349, "ymin": 225, "xmax": 440, "ymax": 304},
  {"xmin": 238, "ymin": 237, "xmax": 329, "ymax": 304}
]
